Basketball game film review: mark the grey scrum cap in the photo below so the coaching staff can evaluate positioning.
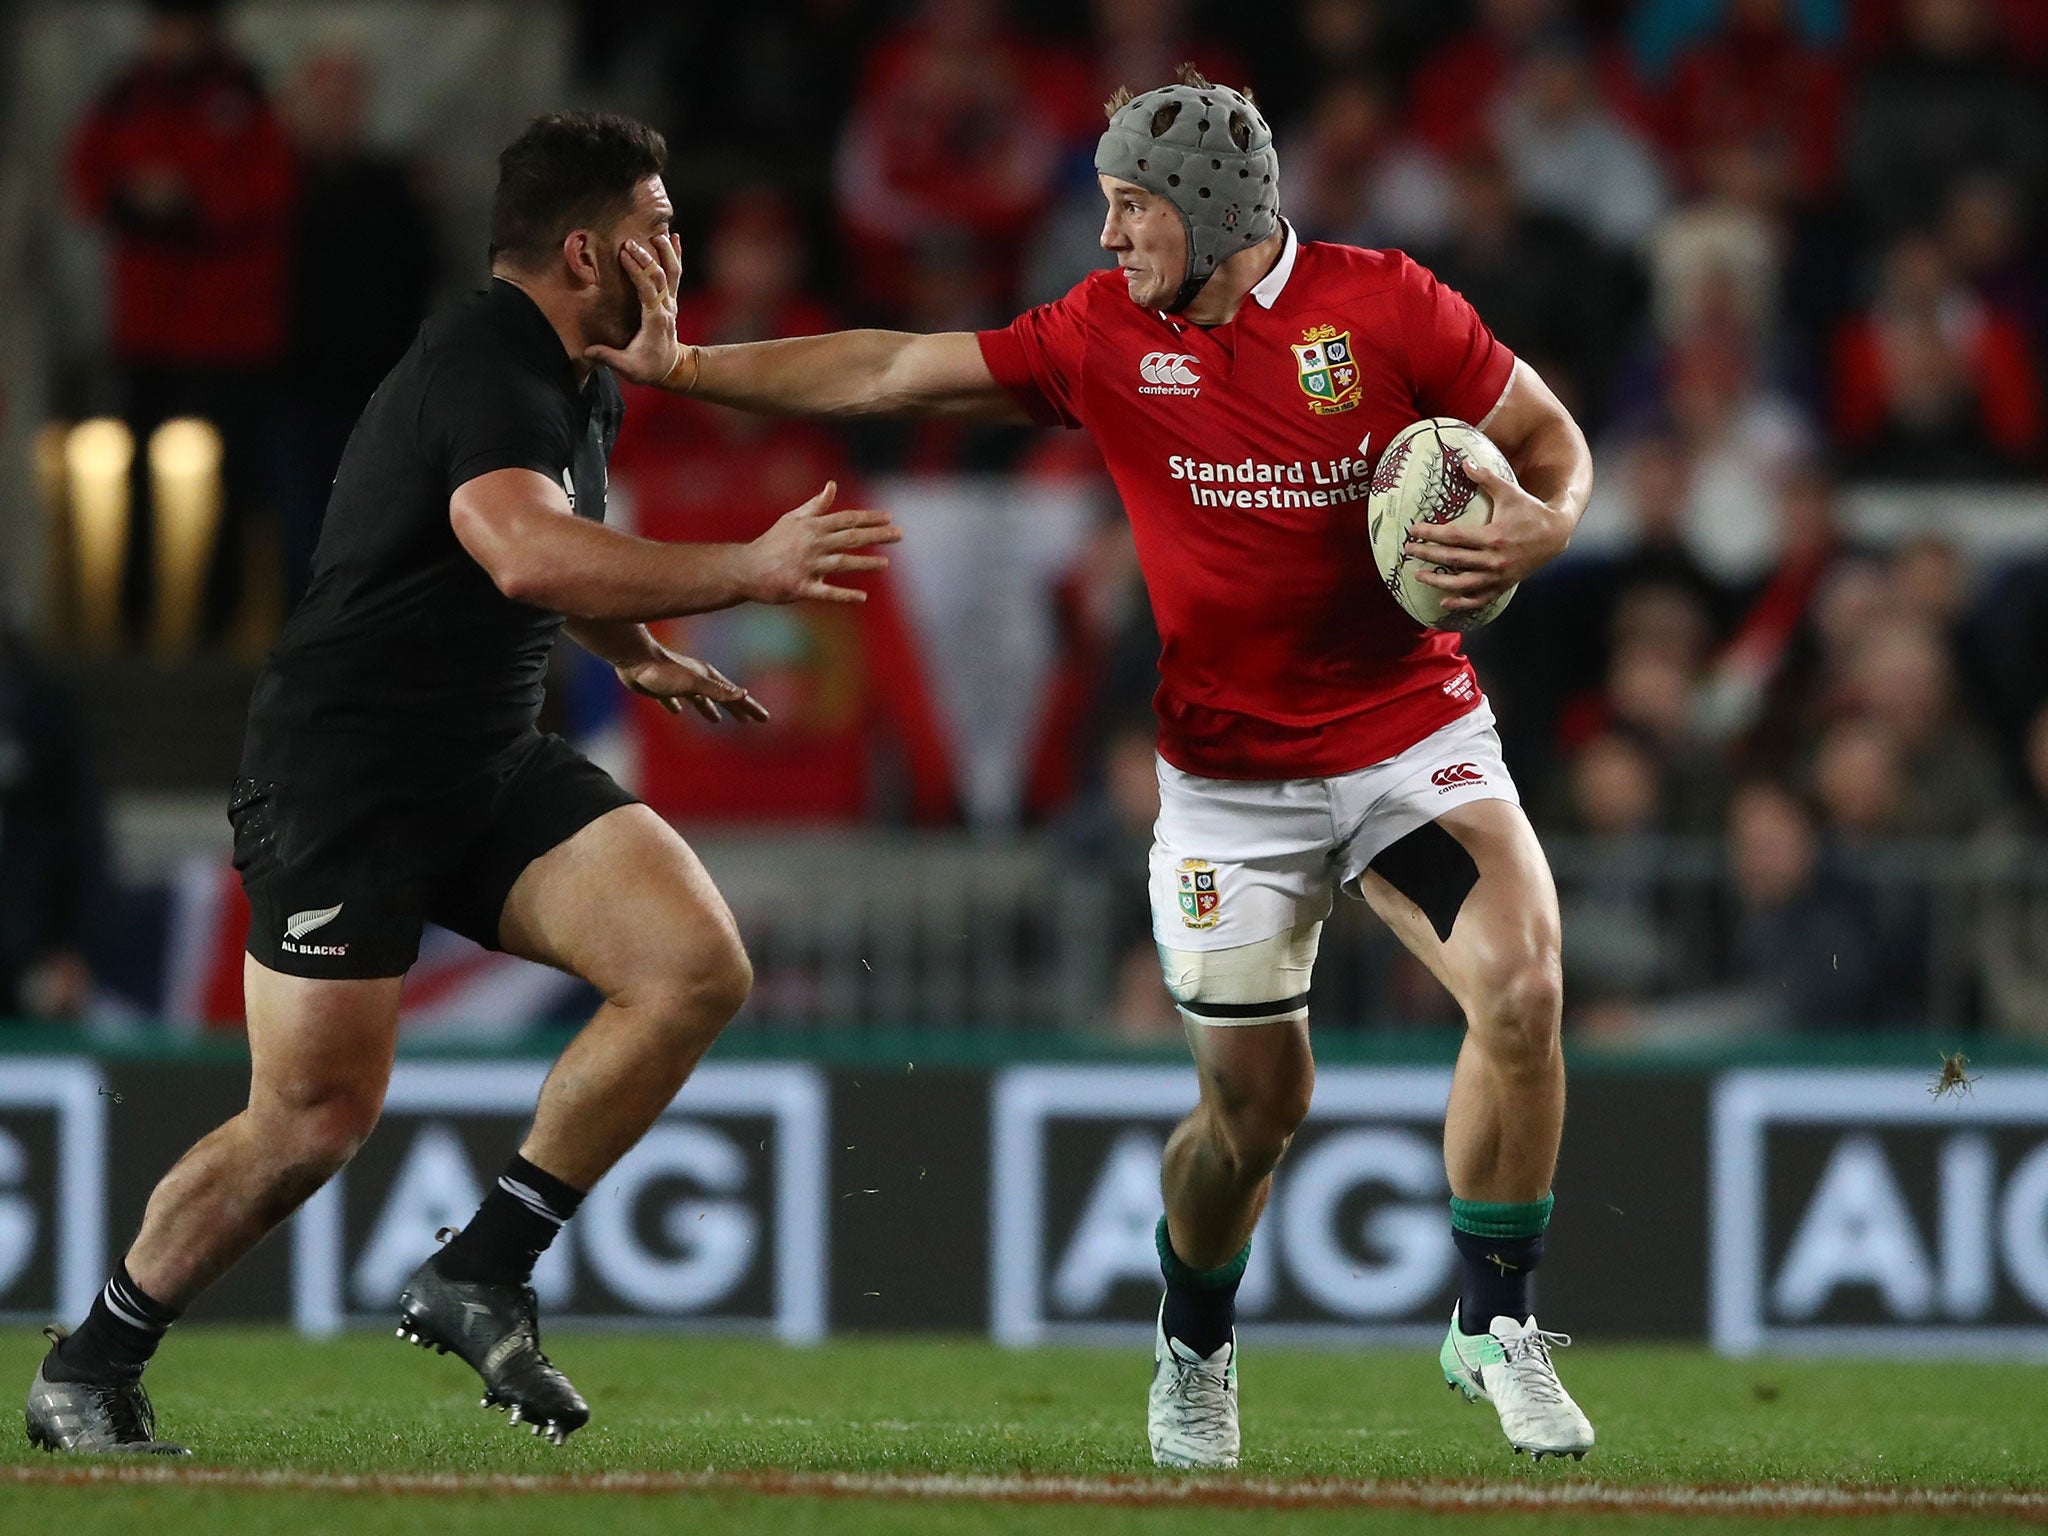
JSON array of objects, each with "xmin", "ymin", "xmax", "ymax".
[{"xmin": 1095, "ymin": 78, "xmax": 1280, "ymax": 313}]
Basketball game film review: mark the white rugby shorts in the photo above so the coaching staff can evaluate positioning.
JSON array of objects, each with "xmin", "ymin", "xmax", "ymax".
[{"xmin": 1147, "ymin": 702, "xmax": 1519, "ymax": 951}]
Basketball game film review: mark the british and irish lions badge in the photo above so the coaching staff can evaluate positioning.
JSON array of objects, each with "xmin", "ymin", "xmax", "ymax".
[
  {"xmin": 1177, "ymin": 858, "xmax": 1221, "ymax": 929},
  {"xmin": 1293, "ymin": 324, "xmax": 1361, "ymax": 415}
]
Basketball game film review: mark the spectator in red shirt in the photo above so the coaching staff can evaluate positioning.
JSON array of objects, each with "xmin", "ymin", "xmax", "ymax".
[
  {"xmin": 1832, "ymin": 230, "xmax": 2045, "ymax": 478},
  {"xmin": 1661, "ymin": 0, "xmax": 1845, "ymax": 200},
  {"xmin": 1849, "ymin": 0, "xmax": 2048, "ymax": 70},
  {"xmin": 833, "ymin": 0, "xmax": 1068, "ymax": 318},
  {"xmin": 67, "ymin": 0, "xmax": 296, "ymax": 642},
  {"xmin": 672, "ymin": 188, "xmax": 835, "ymax": 350},
  {"xmin": 1407, "ymin": 0, "xmax": 1657, "ymax": 159},
  {"xmin": 1940, "ymin": 173, "xmax": 2045, "ymax": 361}
]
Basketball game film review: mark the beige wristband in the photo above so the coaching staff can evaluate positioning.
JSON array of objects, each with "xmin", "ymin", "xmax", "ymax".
[{"xmin": 662, "ymin": 345, "xmax": 702, "ymax": 395}]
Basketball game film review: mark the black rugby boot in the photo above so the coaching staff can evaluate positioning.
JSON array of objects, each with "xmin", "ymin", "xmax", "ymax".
[
  {"xmin": 25, "ymin": 1330, "xmax": 190, "ymax": 1455},
  {"xmin": 396, "ymin": 1247, "xmax": 589, "ymax": 1445}
]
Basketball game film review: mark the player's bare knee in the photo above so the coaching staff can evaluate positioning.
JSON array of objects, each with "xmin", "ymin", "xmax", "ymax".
[
  {"xmin": 1466, "ymin": 953, "xmax": 1562, "ymax": 1070},
  {"xmin": 629, "ymin": 934, "xmax": 753, "ymax": 1039},
  {"xmin": 696, "ymin": 940, "xmax": 754, "ymax": 1022},
  {"xmin": 1230, "ymin": 1098, "xmax": 1310, "ymax": 1180},
  {"xmin": 1213, "ymin": 1116, "xmax": 1297, "ymax": 1185},
  {"xmin": 267, "ymin": 1086, "xmax": 382, "ymax": 1177},
  {"xmin": 1206, "ymin": 1074, "xmax": 1312, "ymax": 1182}
]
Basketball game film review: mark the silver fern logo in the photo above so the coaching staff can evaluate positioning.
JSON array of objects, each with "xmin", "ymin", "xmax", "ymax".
[
  {"xmin": 282, "ymin": 903, "xmax": 349, "ymax": 956},
  {"xmin": 285, "ymin": 904, "xmax": 344, "ymax": 940}
]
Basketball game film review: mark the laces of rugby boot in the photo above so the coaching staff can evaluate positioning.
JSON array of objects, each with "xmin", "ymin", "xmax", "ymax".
[
  {"xmin": 90, "ymin": 1378, "xmax": 158, "ymax": 1443},
  {"xmin": 1500, "ymin": 1328, "xmax": 1572, "ymax": 1407},
  {"xmin": 507, "ymin": 1285, "xmax": 563, "ymax": 1372},
  {"xmin": 1168, "ymin": 1355, "xmax": 1234, "ymax": 1435}
]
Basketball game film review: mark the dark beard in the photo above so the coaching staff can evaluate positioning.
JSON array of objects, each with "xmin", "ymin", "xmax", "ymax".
[{"xmin": 599, "ymin": 263, "xmax": 642, "ymax": 350}]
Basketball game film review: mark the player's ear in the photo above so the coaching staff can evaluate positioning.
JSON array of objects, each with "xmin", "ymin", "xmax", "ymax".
[{"xmin": 561, "ymin": 228, "xmax": 599, "ymax": 290}]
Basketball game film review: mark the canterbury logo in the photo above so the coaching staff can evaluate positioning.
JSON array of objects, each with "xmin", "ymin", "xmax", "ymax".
[
  {"xmin": 285, "ymin": 904, "xmax": 344, "ymax": 940},
  {"xmin": 1430, "ymin": 763, "xmax": 1483, "ymax": 788},
  {"xmin": 1138, "ymin": 351, "xmax": 1200, "ymax": 387}
]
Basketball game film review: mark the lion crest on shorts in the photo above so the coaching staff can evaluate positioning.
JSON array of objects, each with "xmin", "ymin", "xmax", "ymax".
[{"xmin": 1176, "ymin": 858, "xmax": 1221, "ymax": 928}]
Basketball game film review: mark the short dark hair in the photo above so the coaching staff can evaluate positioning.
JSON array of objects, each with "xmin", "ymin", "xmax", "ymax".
[
  {"xmin": 488, "ymin": 112, "xmax": 667, "ymax": 270},
  {"xmin": 1103, "ymin": 62, "xmax": 1254, "ymax": 121}
]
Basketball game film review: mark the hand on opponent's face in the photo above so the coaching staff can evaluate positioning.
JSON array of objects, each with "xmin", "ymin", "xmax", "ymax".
[
  {"xmin": 584, "ymin": 234, "xmax": 686, "ymax": 385},
  {"xmin": 1402, "ymin": 457, "xmax": 1573, "ymax": 616}
]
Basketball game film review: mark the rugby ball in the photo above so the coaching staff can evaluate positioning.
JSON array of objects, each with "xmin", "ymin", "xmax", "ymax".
[{"xmin": 1367, "ymin": 417, "xmax": 1519, "ymax": 632}]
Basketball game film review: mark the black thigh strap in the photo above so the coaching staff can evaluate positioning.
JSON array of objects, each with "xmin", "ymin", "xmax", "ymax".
[
  {"xmin": 1367, "ymin": 821, "xmax": 1480, "ymax": 944},
  {"xmin": 1178, "ymin": 994, "xmax": 1311, "ymax": 1020}
]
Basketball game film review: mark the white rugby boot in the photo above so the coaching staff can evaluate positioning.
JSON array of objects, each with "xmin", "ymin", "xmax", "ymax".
[
  {"xmin": 1440, "ymin": 1305, "xmax": 1594, "ymax": 1461},
  {"xmin": 1148, "ymin": 1300, "xmax": 1239, "ymax": 1469}
]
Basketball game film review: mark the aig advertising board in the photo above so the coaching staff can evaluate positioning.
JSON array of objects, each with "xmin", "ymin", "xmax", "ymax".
[
  {"xmin": 289, "ymin": 1062, "xmax": 829, "ymax": 1340},
  {"xmin": 0, "ymin": 1060, "xmax": 106, "ymax": 1327},
  {"xmin": 1, "ymin": 1053, "xmax": 2046, "ymax": 1354},
  {"xmin": 991, "ymin": 1066, "xmax": 1460, "ymax": 1345},
  {"xmin": 1711, "ymin": 1069, "xmax": 2048, "ymax": 1358}
]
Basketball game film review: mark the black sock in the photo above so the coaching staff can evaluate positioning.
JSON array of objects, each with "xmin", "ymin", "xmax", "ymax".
[
  {"xmin": 47, "ymin": 1264, "xmax": 181, "ymax": 1382},
  {"xmin": 1453, "ymin": 1227, "xmax": 1545, "ymax": 1328},
  {"xmin": 435, "ymin": 1154, "xmax": 586, "ymax": 1285},
  {"xmin": 1157, "ymin": 1215, "xmax": 1246, "ymax": 1359}
]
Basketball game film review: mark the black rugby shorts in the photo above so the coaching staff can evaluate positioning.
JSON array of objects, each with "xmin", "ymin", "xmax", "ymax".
[{"xmin": 230, "ymin": 728, "xmax": 639, "ymax": 978}]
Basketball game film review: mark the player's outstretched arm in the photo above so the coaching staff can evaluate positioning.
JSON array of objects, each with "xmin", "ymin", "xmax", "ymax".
[
  {"xmin": 1404, "ymin": 361, "xmax": 1594, "ymax": 618},
  {"xmin": 692, "ymin": 330, "xmax": 1031, "ymax": 423},
  {"xmin": 451, "ymin": 473, "xmax": 901, "ymax": 620},
  {"xmin": 583, "ymin": 235, "xmax": 1030, "ymax": 424}
]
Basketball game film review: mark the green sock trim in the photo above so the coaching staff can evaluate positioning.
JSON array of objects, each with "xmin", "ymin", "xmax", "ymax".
[
  {"xmin": 1156, "ymin": 1215, "xmax": 1250, "ymax": 1290},
  {"xmin": 1449, "ymin": 1194, "xmax": 1554, "ymax": 1240}
]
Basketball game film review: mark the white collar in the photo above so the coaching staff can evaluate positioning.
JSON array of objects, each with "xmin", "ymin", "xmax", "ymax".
[
  {"xmin": 1249, "ymin": 220, "xmax": 1299, "ymax": 309},
  {"xmin": 1153, "ymin": 220, "xmax": 1298, "ymax": 324}
]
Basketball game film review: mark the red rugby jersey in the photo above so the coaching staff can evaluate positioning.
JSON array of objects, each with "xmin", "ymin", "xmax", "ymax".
[{"xmin": 978, "ymin": 226, "xmax": 1515, "ymax": 780}]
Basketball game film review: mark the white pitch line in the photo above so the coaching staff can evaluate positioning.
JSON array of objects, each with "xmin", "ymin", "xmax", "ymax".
[{"xmin": 5, "ymin": 1462, "xmax": 2048, "ymax": 1521}]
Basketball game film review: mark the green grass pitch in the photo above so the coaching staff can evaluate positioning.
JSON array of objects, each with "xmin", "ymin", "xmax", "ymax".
[{"xmin": 3, "ymin": 1329, "xmax": 2045, "ymax": 1533}]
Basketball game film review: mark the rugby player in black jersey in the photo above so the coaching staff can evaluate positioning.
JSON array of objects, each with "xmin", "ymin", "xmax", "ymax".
[{"xmin": 26, "ymin": 113, "xmax": 899, "ymax": 1454}]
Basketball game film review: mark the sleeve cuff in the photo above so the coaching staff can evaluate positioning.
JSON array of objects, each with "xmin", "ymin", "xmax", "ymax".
[
  {"xmin": 447, "ymin": 455, "xmax": 569, "ymax": 498},
  {"xmin": 975, "ymin": 329, "xmax": 1065, "ymax": 428},
  {"xmin": 1458, "ymin": 347, "xmax": 1518, "ymax": 431}
]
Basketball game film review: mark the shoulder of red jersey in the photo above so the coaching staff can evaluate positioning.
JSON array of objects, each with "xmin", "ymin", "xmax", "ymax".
[
  {"xmin": 1070, "ymin": 266, "xmax": 1132, "ymax": 308},
  {"xmin": 1002, "ymin": 266, "xmax": 1127, "ymax": 328},
  {"xmin": 1270, "ymin": 238, "xmax": 1435, "ymax": 310}
]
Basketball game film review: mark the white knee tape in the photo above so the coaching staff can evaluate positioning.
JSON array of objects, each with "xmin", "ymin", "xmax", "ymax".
[{"xmin": 1158, "ymin": 922, "xmax": 1323, "ymax": 1026}]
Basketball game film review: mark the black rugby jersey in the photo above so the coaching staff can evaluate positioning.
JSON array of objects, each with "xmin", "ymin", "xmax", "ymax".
[{"xmin": 247, "ymin": 279, "xmax": 621, "ymax": 752}]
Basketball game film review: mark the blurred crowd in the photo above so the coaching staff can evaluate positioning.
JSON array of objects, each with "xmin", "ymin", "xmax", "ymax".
[
  {"xmin": 19, "ymin": 0, "xmax": 2048, "ymax": 1038},
  {"xmin": 56, "ymin": 0, "xmax": 441, "ymax": 635}
]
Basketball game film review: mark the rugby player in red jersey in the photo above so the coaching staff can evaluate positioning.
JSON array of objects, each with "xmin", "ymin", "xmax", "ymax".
[{"xmin": 590, "ymin": 68, "xmax": 1596, "ymax": 1466}]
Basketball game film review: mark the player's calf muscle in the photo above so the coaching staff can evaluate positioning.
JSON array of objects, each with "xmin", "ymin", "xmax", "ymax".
[{"xmin": 129, "ymin": 1110, "xmax": 361, "ymax": 1305}]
